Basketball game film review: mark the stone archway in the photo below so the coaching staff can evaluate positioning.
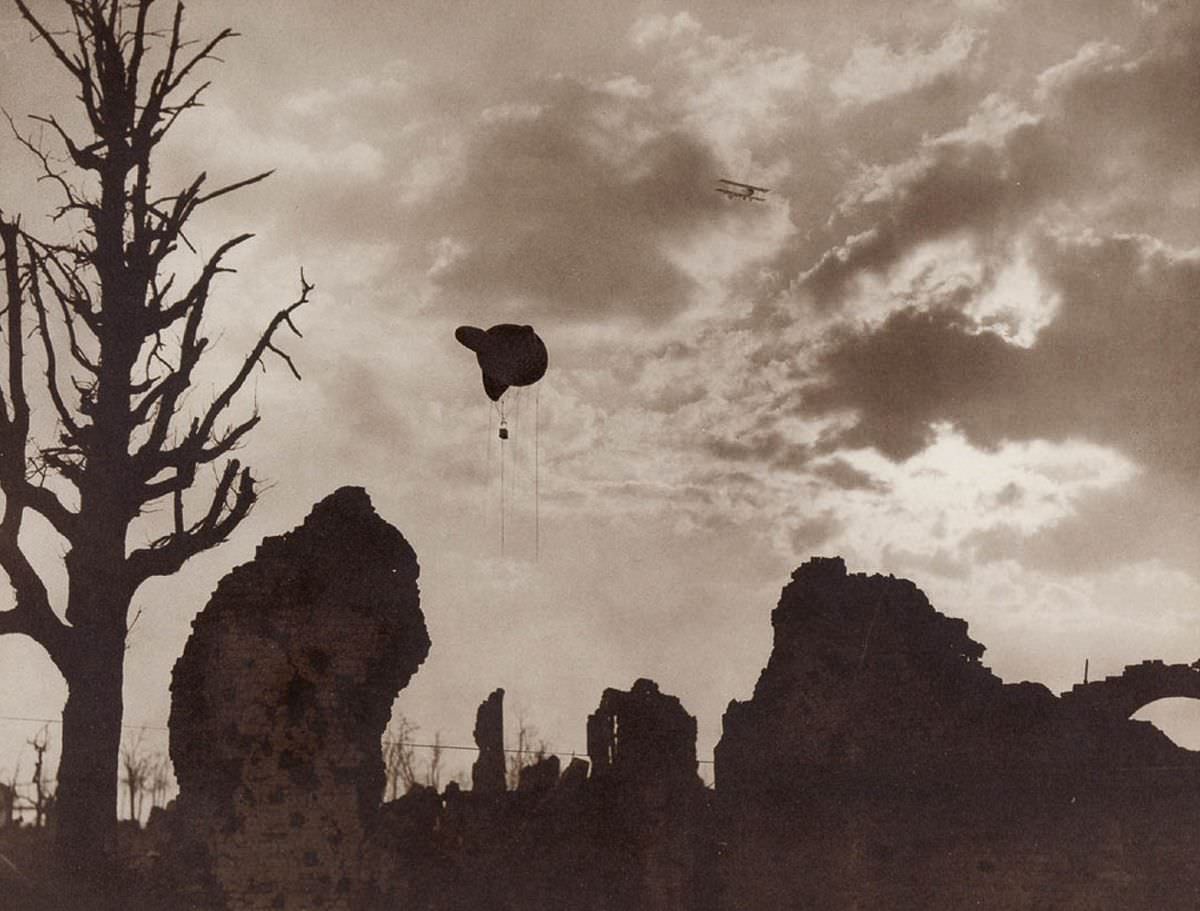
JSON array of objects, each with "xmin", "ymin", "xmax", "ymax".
[
  {"xmin": 1060, "ymin": 660, "xmax": 1200, "ymax": 722},
  {"xmin": 1131, "ymin": 697, "xmax": 1200, "ymax": 751}
]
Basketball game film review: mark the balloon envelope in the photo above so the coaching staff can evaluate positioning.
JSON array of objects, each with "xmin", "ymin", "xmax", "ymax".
[{"xmin": 455, "ymin": 324, "xmax": 548, "ymax": 401}]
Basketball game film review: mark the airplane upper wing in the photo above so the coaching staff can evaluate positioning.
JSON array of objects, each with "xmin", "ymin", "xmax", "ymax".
[{"xmin": 718, "ymin": 178, "xmax": 771, "ymax": 193}]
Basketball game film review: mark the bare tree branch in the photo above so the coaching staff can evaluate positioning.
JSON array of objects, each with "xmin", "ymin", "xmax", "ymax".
[
  {"xmin": 0, "ymin": 218, "xmax": 73, "ymax": 661},
  {"xmin": 11, "ymin": 0, "xmax": 86, "ymax": 80},
  {"xmin": 127, "ymin": 458, "xmax": 256, "ymax": 582},
  {"xmin": 195, "ymin": 272, "xmax": 311, "ymax": 442},
  {"xmin": 164, "ymin": 25, "xmax": 238, "ymax": 95},
  {"xmin": 25, "ymin": 242, "xmax": 85, "ymax": 443},
  {"xmin": 134, "ymin": 271, "xmax": 310, "ymax": 493},
  {"xmin": 27, "ymin": 114, "xmax": 103, "ymax": 172}
]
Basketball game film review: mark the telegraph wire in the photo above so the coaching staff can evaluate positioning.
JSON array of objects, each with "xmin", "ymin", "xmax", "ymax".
[{"xmin": 0, "ymin": 715, "xmax": 715, "ymax": 763}]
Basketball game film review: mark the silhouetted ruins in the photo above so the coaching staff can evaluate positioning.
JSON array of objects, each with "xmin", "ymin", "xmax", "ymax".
[
  {"xmin": 715, "ymin": 556, "xmax": 1200, "ymax": 910},
  {"xmin": 169, "ymin": 487, "xmax": 429, "ymax": 910},
  {"xmin": 588, "ymin": 678, "xmax": 698, "ymax": 785},
  {"xmin": 470, "ymin": 688, "xmax": 506, "ymax": 795},
  {"xmin": 360, "ymin": 676, "xmax": 714, "ymax": 911},
  {"xmin": 157, "ymin": 500, "xmax": 1200, "ymax": 910}
]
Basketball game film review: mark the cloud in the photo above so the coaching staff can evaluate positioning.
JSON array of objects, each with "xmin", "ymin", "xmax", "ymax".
[
  {"xmin": 800, "ymin": 229, "xmax": 1200, "ymax": 490},
  {"xmin": 790, "ymin": 510, "xmax": 843, "ymax": 555},
  {"xmin": 732, "ymin": 12, "xmax": 1200, "ymax": 588},
  {"xmin": 704, "ymin": 430, "xmax": 791, "ymax": 463},
  {"xmin": 629, "ymin": 12, "xmax": 702, "ymax": 49},
  {"xmin": 811, "ymin": 458, "xmax": 889, "ymax": 493},
  {"xmin": 832, "ymin": 27, "xmax": 981, "ymax": 106},
  {"xmin": 1037, "ymin": 20, "xmax": 1200, "ymax": 174},
  {"xmin": 801, "ymin": 427, "xmax": 1139, "ymax": 579},
  {"xmin": 794, "ymin": 116, "xmax": 1055, "ymax": 311},
  {"xmin": 283, "ymin": 61, "xmax": 413, "ymax": 118},
  {"xmin": 801, "ymin": 306, "xmax": 1027, "ymax": 460},
  {"xmin": 422, "ymin": 76, "xmax": 776, "ymax": 325},
  {"xmin": 1024, "ymin": 232, "xmax": 1200, "ymax": 476},
  {"xmin": 626, "ymin": 11, "xmax": 816, "ymax": 181},
  {"xmin": 793, "ymin": 10, "xmax": 1200, "ymax": 315},
  {"xmin": 969, "ymin": 516, "xmax": 1143, "ymax": 577}
]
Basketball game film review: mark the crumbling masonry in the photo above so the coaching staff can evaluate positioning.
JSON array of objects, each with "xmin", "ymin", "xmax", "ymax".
[
  {"xmin": 165, "ymin": 531, "xmax": 1200, "ymax": 911},
  {"xmin": 714, "ymin": 556, "xmax": 1200, "ymax": 910},
  {"xmin": 169, "ymin": 487, "xmax": 429, "ymax": 911},
  {"xmin": 471, "ymin": 688, "xmax": 506, "ymax": 795}
]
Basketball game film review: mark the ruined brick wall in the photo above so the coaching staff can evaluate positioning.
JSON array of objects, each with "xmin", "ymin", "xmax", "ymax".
[
  {"xmin": 716, "ymin": 557, "xmax": 1070, "ymax": 790},
  {"xmin": 586, "ymin": 679, "xmax": 710, "ymax": 911},
  {"xmin": 715, "ymin": 773, "xmax": 1200, "ymax": 911},
  {"xmin": 587, "ymin": 678, "xmax": 698, "ymax": 787},
  {"xmin": 363, "ymin": 679, "xmax": 716, "ymax": 911},
  {"xmin": 471, "ymin": 688, "xmax": 506, "ymax": 795},
  {"xmin": 1061, "ymin": 659, "xmax": 1200, "ymax": 720},
  {"xmin": 169, "ymin": 487, "xmax": 429, "ymax": 910},
  {"xmin": 714, "ymin": 556, "xmax": 1200, "ymax": 910},
  {"xmin": 163, "ymin": 537, "xmax": 1200, "ymax": 910}
]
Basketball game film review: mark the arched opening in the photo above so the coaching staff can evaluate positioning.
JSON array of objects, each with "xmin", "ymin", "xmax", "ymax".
[{"xmin": 1131, "ymin": 698, "xmax": 1200, "ymax": 751}]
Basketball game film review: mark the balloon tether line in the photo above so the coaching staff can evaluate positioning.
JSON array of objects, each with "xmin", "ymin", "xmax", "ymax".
[
  {"xmin": 535, "ymin": 385, "xmax": 540, "ymax": 561},
  {"xmin": 500, "ymin": 410, "xmax": 505, "ymax": 558}
]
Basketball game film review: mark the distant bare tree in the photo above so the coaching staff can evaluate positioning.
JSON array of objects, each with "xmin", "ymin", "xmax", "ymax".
[
  {"xmin": 119, "ymin": 736, "xmax": 152, "ymax": 824},
  {"xmin": 506, "ymin": 715, "xmax": 547, "ymax": 790},
  {"xmin": 383, "ymin": 716, "xmax": 420, "ymax": 800},
  {"xmin": 27, "ymin": 726, "xmax": 52, "ymax": 827},
  {"xmin": 0, "ymin": 0, "xmax": 309, "ymax": 868},
  {"xmin": 1, "ymin": 761, "xmax": 18, "ymax": 828},
  {"xmin": 147, "ymin": 753, "xmax": 173, "ymax": 811},
  {"xmin": 425, "ymin": 732, "xmax": 444, "ymax": 792}
]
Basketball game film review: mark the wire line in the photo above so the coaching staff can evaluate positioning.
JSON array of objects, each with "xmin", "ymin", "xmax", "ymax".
[
  {"xmin": 0, "ymin": 715, "xmax": 716, "ymax": 764},
  {"xmin": 535, "ymin": 385, "xmax": 540, "ymax": 561}
]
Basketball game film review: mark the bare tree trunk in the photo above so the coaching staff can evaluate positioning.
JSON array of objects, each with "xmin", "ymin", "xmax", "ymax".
[
  {"xmin": 55, "ymin": 626, "xmax": 126, "ymax": 868},
  {"xmin": 54, "ymin": 496, "xmax": 133, "ymax": 863},
  {"xmin": 2, "ymin": 774, "xmax": 16, "ymax": 829},
  {"xmin": 28, "ymin": 726, "xmax": 50, "ymax": 828},
  {"xmin": 426, "ymin": 733, "xmax": 444, "ymax": 791}
]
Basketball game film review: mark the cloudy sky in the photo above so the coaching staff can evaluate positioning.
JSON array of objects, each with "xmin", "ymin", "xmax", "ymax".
[{"xmin": 2, "ymin": 0, "xmax": 1200, "ymax": 788}]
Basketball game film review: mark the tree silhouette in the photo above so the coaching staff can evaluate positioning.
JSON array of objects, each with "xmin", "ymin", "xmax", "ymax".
[
  {"xmin": 119, "ymin": 733, "xmax": 152, "ymax": 824},
  {"xmin": 506, "ymin": 714, "xmax": 546, "ymax": 790},
  {"xmin": 1, "ymin": 762, "xmax": 18, "ymax": 828},
  {"xmin": 27, "ymin": 726, "xmax": 52, "ymax": 828},
  {"xmin": 147, "ymin": 751, "xmax": 172, "ymax": 813},
  {"xmin": 425, "ymin": 731, "xmax": 445, "ymax": 792},
  {"xmin": 383, "ymin": 716, "xmax": 420, "ymax": 800},
  {"xmin": 0, "ymin": 0, "xmax": 307, "ymax": 874}
]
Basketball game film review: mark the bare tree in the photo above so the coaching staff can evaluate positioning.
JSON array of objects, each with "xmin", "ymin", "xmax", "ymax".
[
  {"xmin": 383, "ymin": 716, "xmax": 420, "ymax": 800},
  {"xmin": 0, "ymin": 0, "xmax": 308, "ymax": 868},
  {"xmin": 425, "ymin": 731, "xmax": 444, "ymax": 792},
  {"xmin": 27, "ymin": 726, "xmax": 52, "ymax": 828},
  {"xmin": 506, "ymin": 714, "xmax": 546, "ymax": 790},
  {"xmin": 147, "ymin": 753, "xmax": 172, "ymax": 811},
  {"xmin": 1, "ymin": 761, "xmax": 19, "ymax": 828},
  {"xmin": 119, "ymin": 735, "xmax": 152, "ymax": 824}
]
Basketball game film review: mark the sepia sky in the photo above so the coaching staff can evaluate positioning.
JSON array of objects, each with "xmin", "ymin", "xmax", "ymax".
[{"xmin": 2, "ymin": 0, "xmax": 1200, "ymax": 785}]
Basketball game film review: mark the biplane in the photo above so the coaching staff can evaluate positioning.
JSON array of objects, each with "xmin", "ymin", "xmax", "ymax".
[{"xmin": 715, "ymin": 178, "xmax": 770, "ymax": 202}]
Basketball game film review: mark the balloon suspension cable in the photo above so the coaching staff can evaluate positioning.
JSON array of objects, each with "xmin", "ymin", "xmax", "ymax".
[
  {"xmin": 510, "ymin": 390, "xmax": 522, "ymax": 547},
  {"xmin": 535, "ymin": 385, "xmax": 540, "ymax": 562},
  {"xmin": 485, "ymin": 401, "xmax": 493, "ymax": 465},
  {"xmin": 499, "ymin": 398, "xmax": 505, "ymax": 557},
  {"xmin": 485, "ymin": 387, "xmax": 542, "ymax": 561}
]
